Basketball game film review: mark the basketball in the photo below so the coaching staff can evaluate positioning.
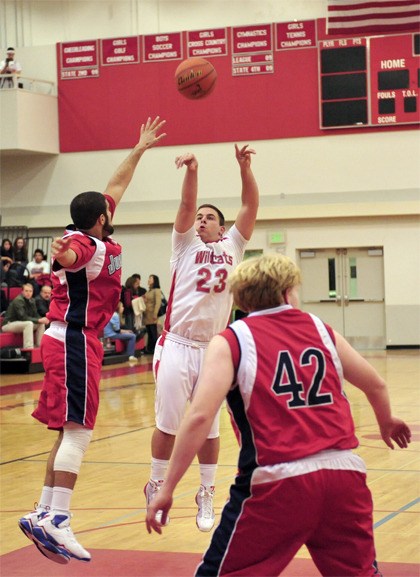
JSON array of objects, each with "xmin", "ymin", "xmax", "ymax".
[{"xmin": 175, "ymin": 58, "xmax": 217, "ymax": 100}]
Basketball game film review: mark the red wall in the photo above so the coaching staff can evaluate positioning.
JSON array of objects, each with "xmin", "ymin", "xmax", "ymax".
[{"xmin": 57, "ymin": 19, "xmax": 419, "ymax": 152}]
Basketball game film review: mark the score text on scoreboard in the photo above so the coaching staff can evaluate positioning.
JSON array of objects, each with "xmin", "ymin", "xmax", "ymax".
[
  {"xmin": 319, "ymin": 33, "xmax": 419, "ymax": 129},
  {"xmin": 370, "ymin": 34, "xmax": 419, "ymax": 126}
]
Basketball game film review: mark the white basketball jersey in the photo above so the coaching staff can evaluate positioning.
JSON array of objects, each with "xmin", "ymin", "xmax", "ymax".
[{"xmin": 164, "ymin": 224, "xmax": 247, "ymax": 342}]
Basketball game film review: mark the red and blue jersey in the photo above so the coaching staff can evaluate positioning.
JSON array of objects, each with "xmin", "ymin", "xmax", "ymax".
[{"xmin": 47, "ymin": 229, "xmax": 122, "ymax": 334}]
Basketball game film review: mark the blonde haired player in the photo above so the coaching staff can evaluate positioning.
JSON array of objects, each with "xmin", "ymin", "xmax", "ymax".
[
  {"xmin": 146, "ymin": 253, "xmax": 411, "ymax": 576},
  {"xmin": 145, "ymin": 144, "xmax": 259, "ymax": 531}
]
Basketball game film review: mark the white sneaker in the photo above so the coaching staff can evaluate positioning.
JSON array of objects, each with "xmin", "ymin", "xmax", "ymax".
[
  {"xmin": 33, "ymin": 512, "xmax": 91, "ymax": 562},
  {"xmin": 128, "ymin": 355, "xmax": 138, "ymax": 363},
  {"xmin": 196, "ymin": 485, "xmax": 215, "ymax": 532},
  {"xmin": 18, "ymin": 508, "xmax": 71, "ymax": 564},
  {"xmin": 144, "ymin": 479, "xmax": 169, "ymax": 526}
]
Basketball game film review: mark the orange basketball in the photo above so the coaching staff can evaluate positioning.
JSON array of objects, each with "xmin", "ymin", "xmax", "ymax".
[{"xmin": 175, "ymin": 58, "xmax": 217, "ymax": 100}]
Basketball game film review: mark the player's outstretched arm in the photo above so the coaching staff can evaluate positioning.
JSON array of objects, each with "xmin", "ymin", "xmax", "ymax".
[
  {"xmin": 174, "ymin": 153, "xmax": 198, "ymax": 234},
  {"xmin": 334, "ymin": 331, "xmax": 411, "ymax": 449},
  {"xmin": 234, "ymin": 144, "xmax": 259, "ymax": 240},
  {"xmin": 104, "ymin": 116, "xmax": 166, "ymax": 207}
]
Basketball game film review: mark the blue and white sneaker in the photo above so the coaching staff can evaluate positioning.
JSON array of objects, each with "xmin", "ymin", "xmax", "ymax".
[
  {"xmin": 18, "ymin": 509, "xmax": 71, "ymax": 565},
  {"xmin": 33, "ymin": 512, "xmax": 91, "ymax": 562}
]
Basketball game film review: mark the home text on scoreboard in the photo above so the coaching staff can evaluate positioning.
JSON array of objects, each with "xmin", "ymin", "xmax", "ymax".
[{"xmin": 319, "ymin": 33, "xmax": 419, "ymax": 129}]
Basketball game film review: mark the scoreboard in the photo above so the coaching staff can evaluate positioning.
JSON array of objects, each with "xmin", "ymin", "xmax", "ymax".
[{"xmin": 319, "ymin": 33, "xmax": 420, "ymax": 129}]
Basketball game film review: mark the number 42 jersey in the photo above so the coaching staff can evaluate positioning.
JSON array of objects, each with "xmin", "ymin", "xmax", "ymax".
[{"xmin": 222, "ymin": 305, "xmax": 359, "ymax": 473}]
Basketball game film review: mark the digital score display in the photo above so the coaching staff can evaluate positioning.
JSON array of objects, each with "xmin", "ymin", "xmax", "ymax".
[
  {"xmin": 319, "ymin": 38, "xmax": 368, "ymax": 127},
  {"xmin": 319, "ymin": 33, "xmax": 420, "ymax": 129}
]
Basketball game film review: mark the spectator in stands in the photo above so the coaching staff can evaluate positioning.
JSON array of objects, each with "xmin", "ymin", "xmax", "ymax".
[
  {"xmin": 13, "ymin": 236, "xmax": 28, "ymax": 265},
  {"xmin": 143, "ymin": 274, "xmax": 162, "ymax": 355},
  {"xmin": 1, "ymin": 238, "xmax": 14, "ymax": 263},
  {"xmin": 103, "ymin": 302, "xmax": 138, "ymax": 363},
  {"xmin": 35, "ymin": 285, "xmax": 52, "ymax": 318},
  {"xmin": 1, "ymin": 239, "xmax": 14, "ymax": 285},
  {"xmin": 132, "ymin": 273, "xmax": 147, "ymax": 297},
  {"xmin": 0, "ymin": 288, "xmax": 9, "ymax": 313},
  {"xmin": 122, "ymin": 274, "xmax": 145, "ymax": 331},
  {"xmin": 0, "ymin": 47, "xmax": 22, "ymax": 89},
  {"xmin": 1, "ymin": 282, "xmax": 49, "ymax": 348},
  {"xmin": 26, "ymin": 248, "xmax": 51, "ymax": 291}
]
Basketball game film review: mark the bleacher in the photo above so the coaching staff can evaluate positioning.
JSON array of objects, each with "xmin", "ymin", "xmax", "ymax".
[
  {"xmin": 1, "ymin": 228, "xmax": 145, "ymax": 372},
  {"xmin": 0, "ymin": 292, "xmax": 145, "ymax": 373}
]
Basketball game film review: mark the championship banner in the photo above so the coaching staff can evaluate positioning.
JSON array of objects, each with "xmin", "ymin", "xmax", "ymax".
[{"xmin": 60, "ymin": 40, "xmax": 99, "ymax": 79}]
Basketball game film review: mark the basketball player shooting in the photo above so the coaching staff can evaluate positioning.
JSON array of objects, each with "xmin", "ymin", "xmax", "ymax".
[{"xmin": 144, "ymin": 143, "xmax": 259, "ymax": 532}]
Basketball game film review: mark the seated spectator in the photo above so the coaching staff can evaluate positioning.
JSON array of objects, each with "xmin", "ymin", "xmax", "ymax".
[
  {"xmin": 1, "ymin": 238, "xmax": 14, "ymax": 286},
  {"xmin": 0, "ymin": 288, "xmax": 9, "ymax": 313},
  {"xmin": 103, "ymin": 302, "xmax": 138, "ymax": 363},
  {"xmin": 1, "ymin": 283, "xmax": 49, "ymax": 349},
  {"xmin": 35, "ymin": 285, "xmax": 52, "ymax": 317},
  {"xmin": 13, "ymin": 236, "xmax": 28, "ymax": 265},
  {"xmin": 1, "ymin": 259, "xmax": 11, "ymax": 286},
  {"xmin": 1, "ymin": 238, "xmax": 14, "ymax": 263},
  {"xmin": 26, "ymin": 248, "xmax": 51, "ymax": 290}
]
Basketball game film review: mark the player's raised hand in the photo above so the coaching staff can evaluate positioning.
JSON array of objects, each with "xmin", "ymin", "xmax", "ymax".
[
  {"xmin": 235, "ymin": 144, "xmax": 256, "ymax": 169},
  {"xmin": 175, "ymin": 153, "xmax": 198, "ymax": 170},
  {"xmin": 139, "ymin": 116, "xmax": 167, "ymax": 150}
]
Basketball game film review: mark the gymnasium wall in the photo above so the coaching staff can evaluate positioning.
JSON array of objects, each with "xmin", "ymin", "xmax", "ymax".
[{"xmin": 1, "ymin": 0, "xmax": 419, "ymax": 346}]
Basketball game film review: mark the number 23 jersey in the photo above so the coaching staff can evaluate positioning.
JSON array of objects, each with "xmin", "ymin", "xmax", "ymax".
[{"xmin": 164, "ymin": 224, "xmax": 247, "ymax": 342}]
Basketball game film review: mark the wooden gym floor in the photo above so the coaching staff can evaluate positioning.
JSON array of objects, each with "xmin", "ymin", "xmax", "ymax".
[{"xmin": 0, "ymin": 349, "xmax": 419, "ymax": 577}]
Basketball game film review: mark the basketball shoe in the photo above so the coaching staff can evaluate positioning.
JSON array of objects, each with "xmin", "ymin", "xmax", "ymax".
[
  {"xmin": 144, "ymin": 479, "xmax": 170, "ymax": 526},
  {"xmin": 18, "ymin": 507, "xmax": 71, "ymax": 564},
  {"xmin": 196, "ymin": 485, "xmax": 215, "ymax": 532},
  {"xmin": 33, "ymin": 511, "xmax": 91, "ymax": 562}
]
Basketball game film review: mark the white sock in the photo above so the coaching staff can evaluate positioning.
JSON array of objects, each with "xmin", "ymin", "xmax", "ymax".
[
  {"xmin": 150, "ymin": 457, "xmax": 168, "ymax": 482},
  {"xmin": 50, "ymin": 486, "xmax": 73, "ymax": 514},
  {"xmin": 38, "ymin": 486, "xmax": 53, "ymax": 510},
  {"xmin": 199, "ymin": 463, "xmax": 217, "ymax": 489}
]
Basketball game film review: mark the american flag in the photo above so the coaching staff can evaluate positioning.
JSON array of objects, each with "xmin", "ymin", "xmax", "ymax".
[{"xmin": 327, "ymin": 0, "xmax": 420, "ymax": 35}]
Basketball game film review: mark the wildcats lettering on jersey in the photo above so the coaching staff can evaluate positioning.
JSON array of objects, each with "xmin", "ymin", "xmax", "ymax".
[
  {"xmin": 108, "ymin": 253, "xmax": 122, "ymax": 275},
  {"xmin": 195, "ymin": 250, "xmax": 233, "ymax": 266}
]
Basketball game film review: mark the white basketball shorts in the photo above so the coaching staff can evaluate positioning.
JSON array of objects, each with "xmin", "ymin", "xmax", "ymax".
[{"xmin": 153, "ymin": 333, "xmax": 220, "ymax": 438}]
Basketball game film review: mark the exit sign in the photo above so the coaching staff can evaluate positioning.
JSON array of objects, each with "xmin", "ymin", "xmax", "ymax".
[{"xmin": 268, "ymin": 231, "xmax": 286, "ymax": 244}]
